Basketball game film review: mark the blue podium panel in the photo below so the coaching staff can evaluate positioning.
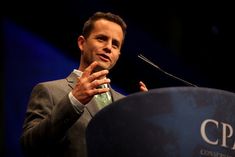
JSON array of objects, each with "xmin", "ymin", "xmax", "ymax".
[{"xmin": 86, "ymin": 87, "xmax": 235, "ymax": 157}]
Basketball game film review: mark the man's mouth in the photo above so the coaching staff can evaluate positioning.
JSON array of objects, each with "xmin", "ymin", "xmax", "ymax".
[{"xmin": 98, "ymin": 54, "xmax": 110, "ymax": 62}]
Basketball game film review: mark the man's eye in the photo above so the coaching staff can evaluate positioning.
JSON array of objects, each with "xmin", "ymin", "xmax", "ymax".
[
  {"xmin": 97, "ymin": 37, "xmax": 105, "ymax": 41},
  {"xmin": 112, "ymin": 44, "xmax": 118, "ymax": 49},
  {"xmin": 113, "ymin": 42, "xmax": 120, "ymax": 49}
]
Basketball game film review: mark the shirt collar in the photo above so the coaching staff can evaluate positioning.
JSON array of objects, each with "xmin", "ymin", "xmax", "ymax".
[{"xmin": 73, "ymin": 69, "xmax": 83, "ymax": 77}]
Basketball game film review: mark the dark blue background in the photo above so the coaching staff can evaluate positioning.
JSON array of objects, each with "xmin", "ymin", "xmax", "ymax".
[{"xmin": 2, "ymin": 1, "xmax": 235, "ymax": 157}]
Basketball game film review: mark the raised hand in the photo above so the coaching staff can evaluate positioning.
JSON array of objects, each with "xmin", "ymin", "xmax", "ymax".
[
  {"xmin": 72, "ymin": 61, "xmax": 111, "ymax": 105},
  {"xmin": 139, "ymin": 81, "xmax": 148, "ymax": 92}
]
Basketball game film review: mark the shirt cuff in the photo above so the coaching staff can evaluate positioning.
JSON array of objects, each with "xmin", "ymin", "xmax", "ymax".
[{"xmin": 68, "ymin": 91, "xmax": 85, "ymax": 114}]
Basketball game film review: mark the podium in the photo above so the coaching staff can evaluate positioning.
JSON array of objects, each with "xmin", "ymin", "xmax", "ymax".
[{"xmin": 86, "ymin": 87, "xmax": 235, "ymax": 157}]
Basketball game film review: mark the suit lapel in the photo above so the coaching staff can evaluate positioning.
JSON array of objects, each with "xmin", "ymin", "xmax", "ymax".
[
  {"xmin": 66, "ymin": 72, "xmax": 78, "ymax": 89},
  {"xmin": 108, "ymin": 84, "xmax": 125, "ymax": 101}
]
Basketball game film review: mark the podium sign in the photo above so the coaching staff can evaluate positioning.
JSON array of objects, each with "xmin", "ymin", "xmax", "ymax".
[{"xmin": 86, "ymin": 87, "xmax": 235, "ymax": 157}]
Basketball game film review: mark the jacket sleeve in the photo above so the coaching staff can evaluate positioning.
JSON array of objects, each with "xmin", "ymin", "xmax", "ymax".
[{"xmin": 20, "ymin": 83, "xmax": 83, "ymax": 155}]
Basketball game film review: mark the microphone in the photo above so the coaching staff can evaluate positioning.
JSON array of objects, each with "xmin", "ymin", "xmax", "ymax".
[{"xmin": 138, "ymin": 53, "xmax": 198, "ymax": 87}]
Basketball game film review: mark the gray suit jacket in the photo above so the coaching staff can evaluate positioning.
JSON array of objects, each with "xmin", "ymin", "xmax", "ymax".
[{"xmin": 20, "ymin": 72, "xmax": 125, "ymax": 157}]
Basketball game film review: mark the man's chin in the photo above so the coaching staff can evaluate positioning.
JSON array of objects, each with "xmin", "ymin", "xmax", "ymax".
[{"xmin": 93, "ymin": 63, "xmax": 109, "ymax": 72}]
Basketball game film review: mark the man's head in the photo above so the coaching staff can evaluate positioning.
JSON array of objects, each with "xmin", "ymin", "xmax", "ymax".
[
  {"xmin": 82, "ymin": 12, "xmax": 127, "ymax": 42},
  {"xmin": 77, "ymin": 12, "xmax": 127, "ymax": 72}
]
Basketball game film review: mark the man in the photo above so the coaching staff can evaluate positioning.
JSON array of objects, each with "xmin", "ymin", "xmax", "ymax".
[{"xmin": 20, "ymin": 11, "xmax": 148, "ymax": 157}]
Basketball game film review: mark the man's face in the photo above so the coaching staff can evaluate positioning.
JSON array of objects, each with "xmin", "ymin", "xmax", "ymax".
[{"xmin": 78, "ymin": 19, "xmax": 124, "ymax": 71}]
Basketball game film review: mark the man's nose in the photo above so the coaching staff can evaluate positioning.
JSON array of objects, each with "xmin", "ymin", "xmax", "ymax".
[{"xmin": 104, "ymin": 41, "xmax": 112, "ymax": 53}]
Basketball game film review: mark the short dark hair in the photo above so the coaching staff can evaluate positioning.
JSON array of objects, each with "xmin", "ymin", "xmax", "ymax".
[{"xmin": 82, "ymin": 12, "xmax": 127, "ymax": 41}]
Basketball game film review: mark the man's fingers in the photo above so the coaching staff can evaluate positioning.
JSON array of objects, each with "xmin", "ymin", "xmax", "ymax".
[
  {"xmin": 84, "ymin": 84, "xmax": 110, "ymax": 97},
  {"xmin": 139, "ymin": 81, "xmax": 148, "ymax": 92},
  {"xmin": 139, "ymin": 81, "xmax": 146, "ymax": 87},
  {"xmin": 82, "ymin": 61, "xmax": 99, "ymax": 77},
  {"xmin": 94, "ymin": 87, "xmax": 110, "ymax": 95},
  {"xmin": 90, "ymin": 78, "xmax": 111, "ymax": 89},
  {"xmin": 88, "ymin": 70, "xmax": 109, "ymax": 82},
  {"xmin": 82, "ymin": 61, "xmax": 109, "ymax": 81}
]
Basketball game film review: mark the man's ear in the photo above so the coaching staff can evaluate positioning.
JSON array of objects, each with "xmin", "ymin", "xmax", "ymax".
[{"xmin": 77, "ymin": 35, "xmax": 85, "ymax": 52}]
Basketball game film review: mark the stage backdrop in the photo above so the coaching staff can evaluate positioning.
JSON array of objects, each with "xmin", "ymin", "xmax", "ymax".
[{"xmin": 3, "ymin": 18, "xmax": 78, "ymax": 157}]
